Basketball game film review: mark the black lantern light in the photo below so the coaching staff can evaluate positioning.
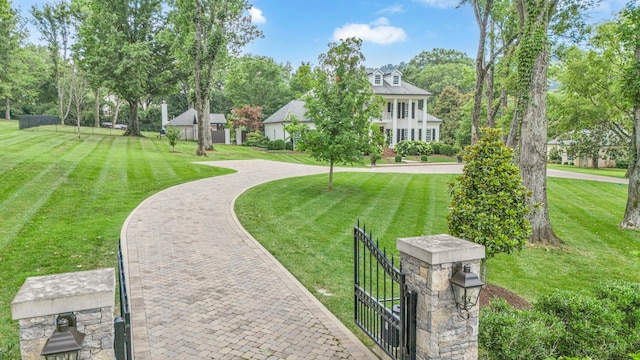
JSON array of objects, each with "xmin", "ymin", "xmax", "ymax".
[
  {"xmin": 450, "ymin": 264, "xmax": 484, "ymax": 319},
  {"xmin": 41, "ymin": 313, "xmax": 85, "ymax": 360}
]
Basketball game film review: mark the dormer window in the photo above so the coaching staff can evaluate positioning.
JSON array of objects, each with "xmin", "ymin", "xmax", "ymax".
[
  {"xmin": 393, "ymin": 75, "xmax": 399, "ymax": 85},
  {"xmin": 374, "ymin": 74, "xmax": 381, "ymax": 85}
]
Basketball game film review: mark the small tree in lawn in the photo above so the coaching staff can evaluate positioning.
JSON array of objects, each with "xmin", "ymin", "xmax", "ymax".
[
  {"xmin": 165, "ymin": 126, "xmax": 182, "ymax": 151},
  {"xmin": 446, "ymin": 128, "xmax": 531, "ymax": 280},
  {"xmin": 301, "ymin": 37, "xmax": 384, "ymax": 189}
]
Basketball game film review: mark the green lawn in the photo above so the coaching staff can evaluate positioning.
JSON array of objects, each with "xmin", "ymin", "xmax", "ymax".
[
  {"xmin": 235, "ymin": 170, "xmax": 640, "ymax": 340},
  {"xmin": 2, "ymin": 120, "xmax": 639, "ymax": 356},
  {"xmin": 547, "ymin": 163, "xmax": 628, "ymax": 179},
  {"xmin": 0, "ymin": 121, "xmax": 234, "ymax": 353}
]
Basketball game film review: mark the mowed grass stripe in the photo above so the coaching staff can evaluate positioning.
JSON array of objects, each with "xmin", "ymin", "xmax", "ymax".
[
  {"xmin": 0, "ymin": 130, "xmax": 59, "ymax": 149},
  {"xmin": 0, "ymin": 132, "xmax": 72, "ymax": 166},
  {"xmin": 138, "ymin": 137, "xmax": 179, "ymax": 184},
  {"xmin": 0, "ymin": 137, "xmax": 101, "ymax": 249}
]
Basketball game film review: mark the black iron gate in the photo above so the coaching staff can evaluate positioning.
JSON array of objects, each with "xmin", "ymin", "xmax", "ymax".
[
  {"xmin": 114, "ymin": 241, "xmax": 132, "ymax": 360},
  {"xmin": 354, "ymin": 222, "xmax": 417, "ymax": 360}
]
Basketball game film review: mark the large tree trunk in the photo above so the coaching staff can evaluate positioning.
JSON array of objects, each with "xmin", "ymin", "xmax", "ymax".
[
  {"xmin": 622, "ymin": 124, "xmax": 640, "ymax": 228},
  {"xmin": 328, "ymin": 160, "xmax": 334, "ymax": 190},
  {"xmin": 94, "ymin": 88, "xmax": 100, "ymax": 128},
  {"xmin": 52, "ymin": 54, "xmax": 64, "ymax": 125},
  {"xmin": 5, "ymin": 96, "xmax": 9, "ymax": 120},
  {"xmin": 194, "ymin": 1, "xmax": 208, "ymax": 156},
  {"xmin": 204, "ymin": 99, "xmax": 213, "ymax": 151},
  {"xmin": 127, "ymin": 100, "xmax": 140, "ymax": 136},
  {"xmin": 519, "ymin": 44, "xmax": 562, "ymax": 245},
  {"xmin": 620, "ymin": 45, "xmax": 640, "ymax": 229},
  {"xmin": 471, "ymin": 0, "xmax": 492, "ymax": 145}
]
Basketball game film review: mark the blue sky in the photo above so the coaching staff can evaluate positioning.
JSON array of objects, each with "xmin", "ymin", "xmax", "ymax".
[{"xmin": 16, "ymin": 0, "xmax": 630, "ymax": 69}]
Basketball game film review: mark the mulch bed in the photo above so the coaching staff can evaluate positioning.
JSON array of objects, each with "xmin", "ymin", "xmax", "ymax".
[{"xmin": 479, "ymin": 284, "xmax": 531, "ymax": 310}]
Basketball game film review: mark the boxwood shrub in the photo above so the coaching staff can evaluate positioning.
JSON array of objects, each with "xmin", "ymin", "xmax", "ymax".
[
  {"xmin": 480, "ymin": 281, "xmax": 640, "ymax": 360},
  {"xmin": 395, "ymin": 140, "xmax": 433, "ymax": 157}
]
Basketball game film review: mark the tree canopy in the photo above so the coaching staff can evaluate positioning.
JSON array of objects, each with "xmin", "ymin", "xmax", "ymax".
[
  {"xmin": 76, "ymin": 0, "xmax": 174, "ymax": 135},
  {"xmin": 301, "ymin": 38, "xmax": 383, "ymax": 189},
  {"xmin": 225, "ymin": 55, "xmax": 292, "ymax": 118}
]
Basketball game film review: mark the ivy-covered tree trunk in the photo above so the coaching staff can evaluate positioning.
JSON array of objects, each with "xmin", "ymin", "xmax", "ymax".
[
  {"xmin": 520, "ymin": 38, "xmax": 562, "ymax": 245},
  {"xmin": 621, "ymin": 43, "xmax": 640, "ymax": 229},
  {"xmin": 515, "ymin": 0, "xmax": 562, "ymax": 245}
]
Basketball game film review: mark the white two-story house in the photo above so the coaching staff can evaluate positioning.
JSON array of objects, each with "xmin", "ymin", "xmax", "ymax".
[{"xmin": 263, "ymin": 68, "xmax": 442, "ymax": 147}]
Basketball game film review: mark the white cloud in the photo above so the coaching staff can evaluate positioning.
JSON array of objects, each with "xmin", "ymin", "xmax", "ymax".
[
  {"xmin": 378, "ymin": 4, "xmax": 405, "ymax": 14},
  {"xmin": 372, "ymin": 17, "xmax": 390, "ymax": 26},
  {"xmin": 249, "ymin": 7, "xmax": 266, "ymax": 24},
  {"xmin": 332, "ymin": 17, "xmax": 406, "ymax": 45},
  {"xmin": 413, "ymin": 0, "xmax": 459, "ymax": 9}
]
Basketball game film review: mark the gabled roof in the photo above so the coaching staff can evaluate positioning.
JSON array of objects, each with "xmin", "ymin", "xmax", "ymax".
[
  {"xmin": 166, "ymin": 108, "xmax": 226, "ymax": 126},
  {"xmin": 373, "ymin": 79, "xmax": 431, "ymax": 96},
  {"xmin": 262, "ymin": 100, "xmax": 312, "ymax": 124},
  {"xmin": 366, "ymin": 67, "xmax": 431, "ymax": 96}
]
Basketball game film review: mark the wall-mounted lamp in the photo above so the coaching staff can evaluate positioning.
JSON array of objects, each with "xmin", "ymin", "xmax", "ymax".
[
  {"xmin": 41, "ymin": 313, "xmax": 85, "ymax": 360},
  {"xmin": 450, "ymin": 264, "xmax": 484, "ymax": 319}
]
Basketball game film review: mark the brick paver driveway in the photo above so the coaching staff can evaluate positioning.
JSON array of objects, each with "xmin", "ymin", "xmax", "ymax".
[{"xmin": 120, "ymin": 160, "xmax": 623, "ymax": 359}]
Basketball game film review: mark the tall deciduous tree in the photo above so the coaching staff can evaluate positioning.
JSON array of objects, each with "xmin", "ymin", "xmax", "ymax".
[
  {"xmin": 301, "ymin": 38, "xmax": 384, "ymax": 189},
  {"xmin": 511, "ymin": 0, "xmax": 592, "ymax": 245},
  {"xmin": 404, "ymin": 49, "xmax": 475, "ymax": 98},
  {"xmin": 290, "ymin": 62, "xmax": 315, "ymax": 98},
  {"xmin": 513, "ymin": 0, "xmax": 560, "ymax": 245},
  {"xmin": 76, "ymin": 0, "xmax": 173, "ymax": 136},
  {"xmin": 169, "ymin": 0, "xmax": 260, "ymax": 156},
  {"xmin": 619, "ymin": 2, "xmax": 640, "ymax": 229},
  {"xmin": 465, "ymin": 0, "xmax": 517, "ymax": 143},
  {"xmin": 225, "ymin": 55, "xmax": 292, "ymax": 118},
  {"xmin": 0, "ymin": 0, "xmax": 21, "ymax": 120},
  {"xmin": 31, "ymin": 0, "xmax": 73, "ymax": 125},
  {"xmin": 433, "ymin": 86, "xmax": 472, "ymax": 145}
]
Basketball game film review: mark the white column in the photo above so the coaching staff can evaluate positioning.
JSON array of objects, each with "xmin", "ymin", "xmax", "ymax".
[
  {"xmin": 422, "ymin": 97, "xmax": 428, "ymax": 142},
  {"xmin": 408, "ymin": 98, "xmax": 413, "ymax": 141},
  {"xmin": 392, "ymin": 98, "xmax": 398, "ymax": 147}
]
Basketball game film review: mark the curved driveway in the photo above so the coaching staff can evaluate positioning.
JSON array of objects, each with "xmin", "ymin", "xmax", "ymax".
[{"xmin": 119, "ymin": 160, "xmax": 624, "ymax": 359}]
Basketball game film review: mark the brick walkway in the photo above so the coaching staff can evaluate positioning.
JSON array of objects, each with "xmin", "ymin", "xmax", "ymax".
[
  {"xmin": 119, "ymin": 159, "xmax": 621, "ymax": 359},
  {"xmin": 120, "ymin": 160, "xmax": 384, "ymax": 360}
]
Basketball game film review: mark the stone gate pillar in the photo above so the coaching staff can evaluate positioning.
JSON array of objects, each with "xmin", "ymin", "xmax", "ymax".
[
  {"xmin": 11, "ymin": 268, "xmax": 116, "ymax": 360},
  {"xmin": 397, "ymin": 235, "xmax": 485, "ymax": 360}
]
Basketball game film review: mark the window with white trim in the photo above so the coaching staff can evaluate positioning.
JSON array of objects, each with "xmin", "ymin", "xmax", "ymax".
[
  {"xmin": 393, "ymin": 75, "xmax": 399, "ymax": 85},
  {"xmin": 374, "ymin": 74, "xmax": 381, "ymax": 85}
]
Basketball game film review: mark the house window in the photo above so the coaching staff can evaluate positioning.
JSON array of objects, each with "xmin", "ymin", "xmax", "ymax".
[
  {"xmin": 374, "ymin": 74, "xmax": 381, "ymax": 85},
  {"xmin": 387, "ymin": 102, "xmax": 392, "ymax": 113},
  {"xmin": 426, "ymin": 129, "xmax": 433, "ymax": 141},
  {"xmin": 393, "ymin": 75, "xmax": 399, "ymax": 85}
]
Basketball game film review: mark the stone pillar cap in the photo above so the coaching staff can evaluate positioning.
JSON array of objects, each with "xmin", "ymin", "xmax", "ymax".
[
  {"xmin": 12, "ymin": 268, "xmax": 115, "ymax": 320},
  {"xmin": 397, "ymin": 234, "xmax": 485, "ymax": 265}
]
